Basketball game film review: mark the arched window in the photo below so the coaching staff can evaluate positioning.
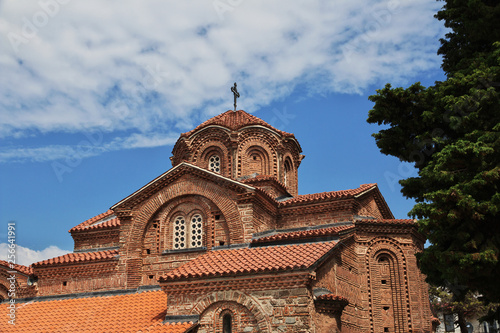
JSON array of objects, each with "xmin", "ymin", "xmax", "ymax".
[
  {"xmin": 172, "ymin": 213, "xmax": 204, "ymax": 249},
  {"xmin": 173, "ymin": 216, "xmax": 186, "ymax": 249},
  {"xmin": 209, "ymin": 155, "xmax": 221, "ymax": 173},
  {"xmin": 223, "ymin": 313, "xmax": 232, "ymax": 333},
  {"xmin": 189, "ymin": 214, "xmax": 203, "ymax": 248},
  {"xmin": 284, "ymin": 158, "xmax": 292, "ymax": 187}
]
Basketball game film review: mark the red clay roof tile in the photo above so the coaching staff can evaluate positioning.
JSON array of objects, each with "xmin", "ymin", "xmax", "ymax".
[
  {"xmin": 355, "ymin": 218, "xmax": 415, "ymax": 226},
  {"xmin": 69, "ymin": 210, "xmax": 120, "ymax": 233},
  {"xmin": 160, "ymin": 241, "xmax": 336, "ymax": 282},
  {"xmin": 181, "ymin": 110, "xmax": 295, "ymax": 138},
  {"xmin": 316, "ymin": 294, "xmax": 349, "ymax": 303},
  {"xmin": 0, "ymin": 290, "xmax": 194, "ymax": 332},
  {"xmin": 0, "ymin": 260, "xmax": 33, "ymax": 275},
  {"xmin": 32, "ymin": 249, "xmax": 119, "ymax": 267},
  {"xmin": 252, "ymin": 224, "xmax": 354, "ymax": 244},
  {"xmin": 278, "ymin": 183, "xmax": 377, "ymax": 207},
  {"xmin": 240, "ymin": 175, "xmax": 289, "ymax": 192}
]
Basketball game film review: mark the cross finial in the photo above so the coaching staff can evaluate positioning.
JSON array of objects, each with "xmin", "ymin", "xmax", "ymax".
[{"xmin": 231, "ymin": 82, "xmax": 240, "ymax": 111}]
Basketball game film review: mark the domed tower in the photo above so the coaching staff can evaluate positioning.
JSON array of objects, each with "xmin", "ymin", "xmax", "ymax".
[{"xmin": 171, "ymin": 110, "xmax": 304, "ymax": 196}]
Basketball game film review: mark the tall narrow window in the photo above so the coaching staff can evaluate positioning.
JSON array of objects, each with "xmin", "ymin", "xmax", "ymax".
[
  {"xmin": 173, "ymin": 216, "xmax": 186, "ymax": 249},
  {"xmin": 223, "ymin": 313, "xmax": 232, "ymax": 333},
  {"xmin": 284, "ymin": 158, "xmax": 292, "ymax": 188},
  {"xmin": 190, "ymin": 214, "xmax": 203, "ymax": 247},
  {"xmin": 209, "ymin": 155, "xmax": 221, "ymax": 173}
]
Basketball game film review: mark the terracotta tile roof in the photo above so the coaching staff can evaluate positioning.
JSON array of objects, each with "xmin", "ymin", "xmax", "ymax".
[
  {"xmin": 0, "ymin": 260, "xmax": 33, "ymax": 276},
  {"xmin": 32, "ymin": 249, "xmax": 118, "ymax": 267},
  {"xmin": 240, "ymin": 174, "xmax": 282, "ymax": 183},
  {"xmin": 240, "ymin": 174, "xmax": 288, "ymax": 191},
  {"xmin": 355, "ymin": 218, "xmax": 416, "ymax": 226},
  {"xmin": 0, "ymin": 290, "xmax": 194, "ymax": 332},
  {"xmin": 160, "ymin": 241, "xmax": 336, "ymax": 282},
  {"xmin": 69, "ymin": 210, "xmax": 120, "ymax": 233},
  {"xmin": 252, "ymin": 224, "xmax": 354, "ymax": 244},
  {"xmin": 316, "ymin": 294, "xmax": 349, "ymax": 303},
  {"xmin": 181, "ymin": 110, "xmax": 295, "ymax": 138},
  {"xmin": 278, "ymin": 183, "xmax": 377, "ymax": 207}
]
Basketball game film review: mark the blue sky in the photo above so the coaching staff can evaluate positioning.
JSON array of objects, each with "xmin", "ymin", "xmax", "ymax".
[{"xmin": 0, "ymin": 0, "xmax": 446, "ymax": 265}]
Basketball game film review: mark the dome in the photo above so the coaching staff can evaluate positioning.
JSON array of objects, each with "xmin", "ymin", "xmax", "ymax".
[{"xmin": 171, "ymin": 110, "xmax": 303, "ymax": 196}]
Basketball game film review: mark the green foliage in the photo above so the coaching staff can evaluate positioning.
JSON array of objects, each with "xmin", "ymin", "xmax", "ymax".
[
  {"xmin": 429, "ymin": 285, "xmax": 499, "ymax": 333},
  {"xmin": 429, "ymin": 286, "xmax": 496, "ymax": 321},
  {"xmin": 367, "ymin": 0, "xmax": 500, "ymax": 304},
  {"xmin": 436, "ymin": 0, "xmax": 500, "ymax": 74}
]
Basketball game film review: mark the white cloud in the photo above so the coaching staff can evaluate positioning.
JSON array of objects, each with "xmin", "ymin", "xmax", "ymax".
[
  {"xmin": 0, "ymin": 0, "xmax": 445, "ymax": 160},
  {"xmin": 0, "ymin": 243, "xmax": 70, "ymax": 266},
  {"xmin": 0, "ymin": 132, "xmax": 179, "ymax": 163}
]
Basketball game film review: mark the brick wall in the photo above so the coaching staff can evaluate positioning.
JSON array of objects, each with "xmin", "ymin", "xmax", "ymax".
[
  {"xmin": 355, "ymin": 194, "xmax": 385, "ymax": 219},
  {"xmin": 33, "ymin": 261, "xmax": 123, "ymax": 296},
  {"xmin": 0, "ymin": 270, "xmax": 37, "ymax": 300},
  {"xmin": 72, "ymin": 229, "xmax": 120, "ymax": 251},
  {"xmin": 171, "ymin": 120, "xmax": 301, "ymax": 196},
  {"xmin": 278, "ymin": 200, "xmax": 358, "ymax": 229},
  {"xmin": 353, "ymin": 223, "xmax": 433, "ymax": 333},
  {"xmin": 312, "ymin": 239, "xmax": 368, "ymax": 333}
]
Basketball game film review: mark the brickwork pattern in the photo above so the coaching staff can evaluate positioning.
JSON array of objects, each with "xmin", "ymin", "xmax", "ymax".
[
  {"xmin": 4, "ymin": 109, "xmax": 435, "ymax": 333},
  {"xmin": 167, "ymin": 289, "xmax": 316, "ymax": 333},
  {"xmin": 171, "ymin": 110, "xmax": 302, "ymax": 197}
]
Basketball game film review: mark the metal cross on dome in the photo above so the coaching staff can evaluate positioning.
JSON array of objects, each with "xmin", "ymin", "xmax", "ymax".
[{"xmin": 231, "ymin": 82, "xmax": 240, "ymax": 111}]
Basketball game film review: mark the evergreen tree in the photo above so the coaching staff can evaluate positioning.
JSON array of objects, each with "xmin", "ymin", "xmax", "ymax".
[{"xmin": 367, "ymin": 0, "xmax": 500, "ymax": 309}]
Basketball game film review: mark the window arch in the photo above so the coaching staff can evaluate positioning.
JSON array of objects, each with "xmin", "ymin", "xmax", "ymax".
[{"xmin": 172, "ymin": 213, "xmax": 204, "ymax": 250}]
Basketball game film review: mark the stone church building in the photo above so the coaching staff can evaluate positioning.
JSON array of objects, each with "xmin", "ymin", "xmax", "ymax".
[{"xmin": 1, "ymin": 109, "xmax": 436, "ymax": 332}]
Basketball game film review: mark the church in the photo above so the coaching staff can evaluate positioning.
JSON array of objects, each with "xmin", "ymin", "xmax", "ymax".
[{"xmin": 0, "ymin": 103, "xmax": 436, "ymax": 332}]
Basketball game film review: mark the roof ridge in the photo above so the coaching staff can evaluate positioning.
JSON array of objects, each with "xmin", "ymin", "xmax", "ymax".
[
  {"xmin": 251, "ymin": 223, "xmax": 355, "ymax": 245},
  {"xmin": 4, "ymin": 286, "xmax": 162, "ymax": 304},
  {"xmin": 69, "ymin": 210, "xmax": 115, "ymax": 233},
  {"xmin": 240, "ymin": 174, "xmax": 289, "ymax": 193},
  {"xmin": 279, "ymin": 183, "xmax": 377, "ymax": 206},
  {"xmin": 32, "ymin": 249, "xmax": 119, "ymax": 267},
  {"xmin": 0, "ymin": 260, "xmax": 33, "ymax": 275},
  {"xmin": 355, "ymin": 218, "xmax": 415, "ymax": 225}
]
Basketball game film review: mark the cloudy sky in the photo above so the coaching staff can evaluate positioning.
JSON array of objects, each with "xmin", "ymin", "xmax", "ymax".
[{"xmin": 0, "ymin": 0, "xmax": 446, "ymax": 265}]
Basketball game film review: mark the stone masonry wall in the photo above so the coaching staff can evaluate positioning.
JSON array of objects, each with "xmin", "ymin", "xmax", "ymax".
[{"xmin": 166, "ymin": 288, "xmax": 315, "ymax": 333}]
